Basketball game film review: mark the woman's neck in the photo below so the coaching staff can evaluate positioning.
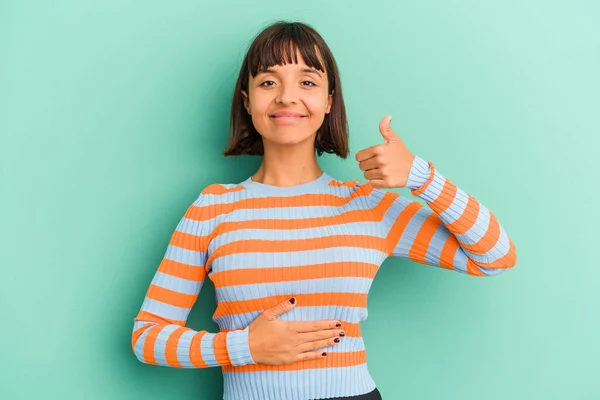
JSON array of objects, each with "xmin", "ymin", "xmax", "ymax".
[{"xmin": 252, "ymin": 142, "xmax": 323, "ymax": 188}]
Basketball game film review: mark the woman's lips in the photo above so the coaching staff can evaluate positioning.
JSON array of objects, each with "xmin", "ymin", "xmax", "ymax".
[{"xmin": 271, "ymin": 115, "xmax": 306, "ymax": 125}]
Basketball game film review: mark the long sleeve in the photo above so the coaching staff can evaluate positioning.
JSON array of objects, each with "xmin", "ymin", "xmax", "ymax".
[
  {"xmin": 371, "ymin": 155, "xmax": 517, "ymax": 276},
  {"xmin": 131, "ymin": 193, "xmax": 256, "ymax": 368}
]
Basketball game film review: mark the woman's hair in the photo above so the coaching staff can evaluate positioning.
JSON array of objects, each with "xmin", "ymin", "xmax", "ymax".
[{"xmin": 223, "ymin": 21, "xmax": 349, "ymax": 159}]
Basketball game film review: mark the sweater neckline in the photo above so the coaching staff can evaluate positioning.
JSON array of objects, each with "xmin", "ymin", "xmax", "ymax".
[{"xmin": 241, "ymin": 171, "xmax": 332, "ymax": 196}]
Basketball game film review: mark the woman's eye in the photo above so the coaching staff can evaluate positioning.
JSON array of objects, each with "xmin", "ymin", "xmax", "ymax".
[{"xmin": 259, "ymin": 80, "xmax": 316, "ymax": 87}]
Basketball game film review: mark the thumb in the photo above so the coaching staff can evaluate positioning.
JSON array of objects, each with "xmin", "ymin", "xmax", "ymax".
[
  {"xmin": 267, "ymin": 297, "xmax": 296, "ymax": 319},
  {"xmin": 379, "ymin": 115, "xmax": 397, "ymax": 144}
]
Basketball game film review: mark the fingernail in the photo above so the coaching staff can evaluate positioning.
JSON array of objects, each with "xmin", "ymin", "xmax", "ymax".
[
  {"xmin": 339, "ymin": 332, "xmax": 345, "ymax": 337},
  {"xmin": 322, "ymin": 352, "xmax": 327, "ymax": 356},
  {"xmin": 334, "ymin": 338, "xmax": 340, "ymax": 343},
  {"xmin": 335, "ymin": 322, "xmax": 341, "ymax": 327},
  {"xmin": 289, "ymin": 297, "xmax": 296, "ymax": 304}
]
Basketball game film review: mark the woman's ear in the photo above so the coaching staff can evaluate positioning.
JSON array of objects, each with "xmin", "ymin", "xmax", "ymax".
[
  {"xmin": 241, "ymin": 90, "xmax": 251, "ymax": 114},
  {"xmin": 325, "ymin": 90, "xmax": 334, "ymax": 114}
]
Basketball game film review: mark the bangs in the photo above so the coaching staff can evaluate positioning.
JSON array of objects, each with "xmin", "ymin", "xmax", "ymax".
[{"xmin": 247, "ymin": 26, "xmax": 327, "ymax": 77}]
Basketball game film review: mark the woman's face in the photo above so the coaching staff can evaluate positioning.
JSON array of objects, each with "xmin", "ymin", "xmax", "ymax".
[{"xmin": 241, "ymin": 52, "xmax": 333, "ymax": 148}]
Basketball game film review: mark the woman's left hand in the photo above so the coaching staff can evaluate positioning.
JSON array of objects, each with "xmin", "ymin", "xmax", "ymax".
[{"xmin": 355, "ymin": 115, "xmax": 416, "ymax": 189}]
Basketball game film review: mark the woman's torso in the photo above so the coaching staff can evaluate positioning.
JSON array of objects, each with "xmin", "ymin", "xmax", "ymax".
[{"xmin": 201, "ymin": 176, "xmax": 389, "ymax": 399}]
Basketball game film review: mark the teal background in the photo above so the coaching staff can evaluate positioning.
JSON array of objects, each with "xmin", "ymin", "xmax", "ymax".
[{"xmin": 2, "ymin": 1, "xmax": 599, "ymax": 399}]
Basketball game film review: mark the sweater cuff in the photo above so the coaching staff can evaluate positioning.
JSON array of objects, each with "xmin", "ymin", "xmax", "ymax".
[
  {"xmin": 405, "ymin": 155, "xmax": 431, "ymax": 190},
  {"xmin": 410, "ymin": 159, "xmax": 446, "ymax": 203},
  {"xmin": 226, "ymin": 326, "xmax": 256, "ymax": 366}
]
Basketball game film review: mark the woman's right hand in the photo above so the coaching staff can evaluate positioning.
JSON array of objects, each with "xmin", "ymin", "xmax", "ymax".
[{"xmin": 247, "ymin": 297, "xmax": 345, "ymax": 365}]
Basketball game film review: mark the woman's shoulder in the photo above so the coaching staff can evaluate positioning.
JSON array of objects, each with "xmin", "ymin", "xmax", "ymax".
[
  {"xmin": 184, "ymin": 182, "xmax": 247, "ymax": 221},
  {"xmin": 199, "ymin": 182, "xmax": 247, "ymax": 196},
  {"xmin": 175, "ymin": 181, "xmax": 245, "ymax": 208},
  {"xmin": 328, "ymin": 176, "xmax": 366, "ymax": 189}
]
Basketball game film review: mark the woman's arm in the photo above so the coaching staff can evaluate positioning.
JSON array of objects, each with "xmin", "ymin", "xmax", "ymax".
[
  {"xmin": 370, "ymin": 155, "xmax": 517, "ymax": 276},
  {"xmin": 131, "ymin": 193, "xmax": 256, "ymax": 368}
]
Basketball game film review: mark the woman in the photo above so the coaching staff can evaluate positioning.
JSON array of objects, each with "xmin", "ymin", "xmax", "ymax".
[{"xmin": 131, "ymin": 21, "xmax": 517, "ymax": 400}]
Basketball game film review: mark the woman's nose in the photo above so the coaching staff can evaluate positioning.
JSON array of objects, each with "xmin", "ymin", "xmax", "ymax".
[{"xmin": 275, "ymin": 84, "xmax": 298, "ymax": 104}]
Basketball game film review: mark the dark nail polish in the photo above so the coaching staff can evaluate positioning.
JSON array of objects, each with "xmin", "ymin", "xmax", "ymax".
[
  {"xmin": 334, "ymin": 338, "xmax": 340, "ymax": 343},
  {"xmin": 289, "ymin": 297, "xmax": 295, "ymax": 304},
  {"xmin": 322, "ymin": 352, "xmax": 327, "ymax": 356},
  {"xmin": 335, "ymin": 322, "xmax": 341, "ymax": 327},
  {"xmin": 339, "ymin": 332, "xmax": 345, "ymax": 337}
]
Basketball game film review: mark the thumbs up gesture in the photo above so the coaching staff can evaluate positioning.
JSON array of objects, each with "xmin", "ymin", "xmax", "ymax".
[{"xmin": 355, "ymin": 115, "xmax": 415, "ymax": 189}]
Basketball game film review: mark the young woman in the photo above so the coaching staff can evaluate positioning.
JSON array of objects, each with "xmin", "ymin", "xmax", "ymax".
[{"xmin": 131, "ymin": 21, "xmax": 517, "ymax": 400}]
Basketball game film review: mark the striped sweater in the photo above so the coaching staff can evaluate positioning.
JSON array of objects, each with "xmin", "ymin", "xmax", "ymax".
[{"xmin": 131, "ymin": 155, "xmax": 517, "ymax": 400}]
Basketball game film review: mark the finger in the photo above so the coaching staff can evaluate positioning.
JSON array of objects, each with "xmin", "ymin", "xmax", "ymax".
[
  {"xmin": 288, "ymin": 319, "xmax": 341, "ymax": 333},
  {"xmin": 379, "ymin": 115, "xmax": 398, "ymax": 144},
  {"xmin": 358, "ymin": 155, "xmax": 381, "ymax": 172},
  {"xmin": 297, "ymin": 336, "xmax": 340, "ymax": 353},
  {"xmin": 297, "ymin": 329, "xmax": 345, "ymax": 343},
  {"xmin": 354, "ymin": 145, "xmax": 381, "ymax": 163},
  {"xmin": 266, "ymin": 297, "xmax": 296, "ymax": 320},
  {"xmin": 292, "ymin": 350, "xmax": 328, "ymax": 363},
  {"xmin": 364, "ymin": 168, "xmax": 385, "ymax": 181},
  {"xmin": 368, "ymin": 179, "xmax": 386, "ymax": 189}
]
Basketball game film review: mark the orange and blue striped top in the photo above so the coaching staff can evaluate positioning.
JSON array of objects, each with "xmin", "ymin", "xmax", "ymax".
[{"xmin": 131, "ymin": 155, "xmax": 517, "ymax": 400}]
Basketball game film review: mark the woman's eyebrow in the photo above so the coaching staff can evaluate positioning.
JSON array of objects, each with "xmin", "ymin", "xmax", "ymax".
[
  {"xmin": 301, "ymin": 68, "xmax": 323, "ymax": 78},
  {"xmin": 255, "ymin": 67, "xmax": 323, "ymax": 78},
  {"xmin": 256, "ymin": 68, "xmax": 276, "ymax": 76}
]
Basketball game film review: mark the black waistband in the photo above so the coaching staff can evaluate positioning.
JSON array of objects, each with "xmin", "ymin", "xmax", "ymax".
[{"xmin": 310, "ymin": 387, "xmax": 382, "ymax": 400}]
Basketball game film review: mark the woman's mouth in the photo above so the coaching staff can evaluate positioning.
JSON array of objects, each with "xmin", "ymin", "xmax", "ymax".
[{"xmin": 270, "ymin": 114, "xmax": 306, "ymax": 125}]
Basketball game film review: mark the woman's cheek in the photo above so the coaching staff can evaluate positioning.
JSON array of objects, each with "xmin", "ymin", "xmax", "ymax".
[{"xmin": 307, "ymin": 99, "xmax": 327, "ymax": 115}]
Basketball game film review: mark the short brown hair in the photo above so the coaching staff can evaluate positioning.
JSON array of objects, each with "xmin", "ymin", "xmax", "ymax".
[{"xmin": 223, "ymin": 21, "xmax": 349, "ymax": 159}]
